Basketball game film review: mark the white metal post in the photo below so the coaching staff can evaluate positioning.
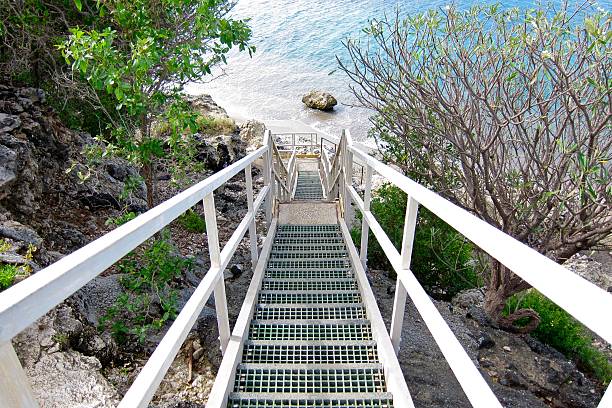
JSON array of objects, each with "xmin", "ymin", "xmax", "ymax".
[
  {"xmin": 245, "ymin": 164, "xmax": 258, "ymax": 268},
  {"xmin": 599, "ymin": 384, "xmax": 612, "ymax": 408},
  {"xmin": 360, "ymin": 165, "xmax": 373, "ymax": 269},
  {"xmin": 264, "ymin": 135, "xmax": 272, "ymax": 227},
  {"xmin": 0, "ymin": 342, "xmax": 38, "ymax": 408},
  {"xmin": 390, "ymin": 196, "xmax": 419, "ymax": 354},
  {"xmin": 203, "ymin": 193, "xmax": 230, "ymax": 354},
  {"xmin": 343, "ymin": 130, "xmax": 354, "ymax": 223}
]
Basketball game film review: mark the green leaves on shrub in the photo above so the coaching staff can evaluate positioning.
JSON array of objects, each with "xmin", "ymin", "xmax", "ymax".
[
  {"xmin": 506, "ymin": 290, "xmax": 612, "ymax": 384},
  {"xmin": 352, "ymin": 183, "xmax": 480, "ymax": 299},
  {"xmin": 0, "ymin": 264, "xmax": 18, "ymax": 290},
  {"xmin": 178, "ymin": 209, "xmax": 206, "ymax": 233},
  {"xmin": 99, "ymin": 232, "xmax": 192, "ymax": 344}
]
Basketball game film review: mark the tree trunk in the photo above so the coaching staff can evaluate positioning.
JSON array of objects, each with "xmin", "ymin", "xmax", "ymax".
[
  {"xmin": 141, "ymin": 161, "xmax": 155, "ymax": 209},
  {"xmin": 484, "ymin": 260, "xmax": 540, "ymax": 333}
]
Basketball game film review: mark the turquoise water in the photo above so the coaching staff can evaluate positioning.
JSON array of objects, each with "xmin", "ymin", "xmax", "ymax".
[{"xmin": 188, "ymin": 0, "xmax": 611, "ymax": 140}]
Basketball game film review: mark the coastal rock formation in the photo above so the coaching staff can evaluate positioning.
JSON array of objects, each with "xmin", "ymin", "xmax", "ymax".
[{"xmin": 301, "ymin": 90, "xmax": 338, "ymax": 111}]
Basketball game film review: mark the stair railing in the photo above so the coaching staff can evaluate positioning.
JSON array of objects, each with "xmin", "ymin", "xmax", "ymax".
[
  {"xmin": 0, "ymin": 132, "xmax": 285, "ymax": 408},
  {"xmin": 325, "ymin": 129, "xmax": 612, "ymax": 408}
]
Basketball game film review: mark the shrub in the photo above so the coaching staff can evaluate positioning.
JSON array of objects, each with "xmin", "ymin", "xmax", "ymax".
[
  {"xmin": 352, "ymin": 183, "xmax": 480, "ymax": 299},
  {"xmin": 99, "ymin": 232, "xmax": 192, "ymax": 343},
  {"xmin": 506, "ymin": 290, "xmax": 612, "ymax": 384},
  {"xmin": 195, "ymin": 115, "xmax": 237, "ymax": 135},
  {"xmin": 178, "ymin": 209, "xmax": 206, "ymax": 233},
  {"xmin": 0, "ymin": 264, "xmax": 18, "ymax": 290},
  {"xmin": 105, "ymin": 211, "xmax": 137, "ymax": 227}
]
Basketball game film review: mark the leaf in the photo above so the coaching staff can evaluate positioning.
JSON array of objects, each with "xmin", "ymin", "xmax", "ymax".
[
  {"xmin": 114, "ymin": 87, "xmax": 124, "ymax": 101},
  {"xmin": 73, "ymin": 0, "xmax": 82, "ymax": 12}
]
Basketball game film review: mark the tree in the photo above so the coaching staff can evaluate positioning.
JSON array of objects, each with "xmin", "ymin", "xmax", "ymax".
[
  {"xmin": 339, "ymin": 4, "xmax": 611, "ymax": 332},
  {"xmin": 59, "ymin": 0, "xmax": 254, "ymax": 208}
]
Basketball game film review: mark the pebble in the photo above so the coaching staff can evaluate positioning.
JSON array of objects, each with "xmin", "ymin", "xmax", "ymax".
[{"xmin": 502, "ymin": 345, "xmax": 512, "ymax": 352}]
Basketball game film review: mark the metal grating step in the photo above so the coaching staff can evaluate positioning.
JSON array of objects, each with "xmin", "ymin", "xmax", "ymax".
[
  {"xmin": 233, "ymin": 365, "xmax": 386, "ymax": 394},
  {"xmin": 269, "ymin": 252, "xmax": 348, "ymax": 260},
  {"xmin": 264, "ymin": 270, "xmax": 354, "ymax": 279},
  {"xmin": 258, "ymin": 291, "xmax": 362, "ymax": 304},
  {"xmin": 261, "ymin": 279, "xmax": 358, "ymax": 291},
  {"xmin": 249, "ymin": 323, "xmax": 373, "ymax": 341},
  {"xmin": 254, "ymin": 305, "xmax": 366, "ymax": 320},
  {"xmin": 227, "ymin": 394, "xmax": 394, "ymax": 408},
  {"xmin": 272, "ymin": 244, "xmax": 347, "ymax": 252},
  {"xmin": 267, "ymin": 259, "xmax": 351, "ymax": 270},
  {"xmin": 278, "ymin": 225, "xmax": 339, "ymax": 232},
  {"xmin": 273, "ymin": 238, "xmax": 345, "ymax": 245},
  {"xmin": 274, "ymin": 232, "xmax": 342, "ymax": 239},
  {"xmin": 241, "ymin": 343, "xmax": 378, "ymax": 364}
]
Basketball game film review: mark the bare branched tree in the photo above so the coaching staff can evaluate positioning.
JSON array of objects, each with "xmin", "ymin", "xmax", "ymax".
[{"xmin": 339, "ymin": 3, "xmax": 611, "ymax": 332}]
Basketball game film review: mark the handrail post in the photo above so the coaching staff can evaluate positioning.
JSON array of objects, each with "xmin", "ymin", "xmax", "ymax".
[
  {"xmin": 359, "ymin": 165, "xmax": 373, "ymax": 269},
  {"xmin": 0, "ymin": 342, "xmax": 38, "ymax": 407},
  {"xmin": 245, "ymin": 164, "xmax": 258, "ymax": 268},
  {"xmin": 203, "ymin": 193, "xmax": 230, "ymax": 354},
  {"xmin": 342, "ymin": 130, "xmax": 354, "ymax": 223},
  {"xmin": 264, "ymin": 132, "xmax": 272, "ymax": 226},
  {"xmin": 390, "ymin": 196, "xmax": 419, "ymax": 354}
]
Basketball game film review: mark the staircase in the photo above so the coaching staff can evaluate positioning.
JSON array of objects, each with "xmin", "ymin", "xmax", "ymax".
[
  {"xmin": 226, "ymin": 223, "xmax": 394, "ymax": 407},
  {"xmin": 293, "ymin": 169, "xmax": 324, "ymax": 200}
]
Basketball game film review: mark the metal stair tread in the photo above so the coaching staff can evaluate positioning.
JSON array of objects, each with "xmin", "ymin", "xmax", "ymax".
[
  {"xmin": 255, "ymin": 302, "xmax": 364, "ymax": 308},
  {"xmin": 228, "ymin": 392, "xmax": 394, "ymax": 401},
  {"xmin": 251, "ymin": 319, "xmax": 370, "ymax": 325},
  {"xmin": 244, "ymin": 339, "xmax": 378, "ymax": 347},
  {"xmin": 237, "ymin": 363, "xmax": 384, "ymax": 370}
]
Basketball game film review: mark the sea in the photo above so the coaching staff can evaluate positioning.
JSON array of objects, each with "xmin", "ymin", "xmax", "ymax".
[{"xmin": 187, "ymin": 0, "xmax": 611, "ymax": 141}]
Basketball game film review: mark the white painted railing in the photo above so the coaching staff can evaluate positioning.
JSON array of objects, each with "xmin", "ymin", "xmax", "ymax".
[
  {"xmin": 0, "ymin": 131, "xmax": 291, "ymax": 408},
  {"xmin": 323, "ymin": 129, "xmax": 612, "ymax": 408}
]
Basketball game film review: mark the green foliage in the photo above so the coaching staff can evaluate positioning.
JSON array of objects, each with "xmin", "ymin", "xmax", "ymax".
[
  {"xmin": 105, "ymin": 211, "xmax": 137, "ymax": 227},
  {"xmin": 195, "ymin": 115, "xmax": 236, "ymax": 135},
  {"xmin": 0, "ymin": 243, "xmax": 36, "ymax": 291},
  {"xmin": 506, "ymin": 291, "xmax": 612, "ymax": 384},
  {"xmin": 57, "ymin": 0, "xmax": 255, "ymax": 206},
  {"xmin": 352, "ymin": 184, "xmax": 480, "ymax": 299},
  {"xmin": 99, "ymin": 232, "xmax": 192, "ymax": 343},
  {"xmin": 0, "ymin": 264, "xmax": 18, "ymax": 290},
  {"xmin": 178, "ymin": 209, "xmax": 206, "ymax": 233}
]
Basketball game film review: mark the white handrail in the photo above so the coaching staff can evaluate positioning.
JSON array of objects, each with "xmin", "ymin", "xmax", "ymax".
[
  {"xmin": 329, "ymin": 129, "xmax": 612, "ymax": 407},
  {"xmin": 0, "ymin": 136, "xmax": 279, "ymax": 408}
]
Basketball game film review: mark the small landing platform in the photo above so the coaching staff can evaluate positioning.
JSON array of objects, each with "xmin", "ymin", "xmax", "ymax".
[{"xmin": 278, "ymin": 202, "xmax": 338, "ymax": 225}]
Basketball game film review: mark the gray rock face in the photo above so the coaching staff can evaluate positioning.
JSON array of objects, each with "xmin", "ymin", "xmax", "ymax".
[
  {"xmin": 186, "ymin": 94, "xmax": 229, "ymax": 119},
  {"xmin": 302, "ymin": 90, "xmax": 338, "ymax": 111},
  {"xmin": 0, "ymin": 84, "xmax": 147, "ymax": 217},
  {"xmin": 12, "ymin": 305, "xmax": 119, "ymax": 407},
  {"xmin": 367, "ymin": 269, "xmax": 603, "ymax": 408},
  {"xmin": 195, "ymin": 133, "xmax": 246, "ymax": 172},
  {"xmin": 0, "ymin": 220, "xmax": 43, "ymax": 247},
  {"xmin": 239, "ymin": 120, "xmax": 266, "ymax": 151}
]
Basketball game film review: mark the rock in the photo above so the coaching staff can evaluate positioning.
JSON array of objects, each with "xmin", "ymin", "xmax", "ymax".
[
  {"xmin": 451, "ymin": 288, "xmax": 485, "ymax": 311},
  {"xmin": 0, "ymin": 220, "xmax": 43, "ymax": 247},
  {"xmin": 0, "ymin": 144, "xmax": 17, "ymax": 192},
  {"xmin": 302, "ymin": 90, "xmax": 338, "ymax": 111},
  {"xmin": 239, "ymin": 120, "xmax": 266, "ymax": 151},
  {"xmin": 564, "ymin": 253, "xmax": 611, "ymax": 293},
  {"xmin": 0, "ymin": 112, "xmax": 21, "ymax": 133},
  {"xmin": 195, "ymin": 133, "xmax": 246, "ymax": 172},
  {"xmin": 503, "ymin": 345, "xmax": 512, "ymax": 352},
  {"xmin": 12, "ymin": 305, "xmax": 119, "ymax": 407},
  {"xmin": 193, "ymin": 347, "xmax": 205, "ymax": 361},
  {"xmin": 71, "ymin": 274, "xmax": 124, "ymax": 326},
  {"xmin": 477, "ymin": 333, "xmax": 495, "ymax": 350},
  {"xmin": 186, "ymin": 94, "xmax": 229, "ymax": 119}
]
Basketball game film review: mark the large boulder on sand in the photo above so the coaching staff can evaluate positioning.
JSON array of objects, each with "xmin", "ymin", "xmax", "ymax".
[{"xmin": 302, "ymin": 90, "xmax": 338, "ymax": 111}]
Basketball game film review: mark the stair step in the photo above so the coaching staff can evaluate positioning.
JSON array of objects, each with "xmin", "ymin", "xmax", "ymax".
[
  {"xmin": 274, "ymin": 232, "xmax": 342, "ymax": 239},
  {"xmin": 264, "ymin": 270, "xmax": 354, "ymax": 279},
  {"xmin": 278, "ymin": 225, "xmax": 338, "ymax": 232},
  {"xmin": 271, "ymin": 243, "xmax": 346, "ymax": 251},
  {"xmin": 227, "ymin": 393, "xmax": 394, "ymax": 408},
  {"xmin": 273, "ymin": 238, "xmax": 345, "ymax": 245},
  {"xmin": 261, "ymin": 279, "xmax": 358, "ymax": 291},
  {"xmin": 233, "ymin": 365, "xmax": 386, "ymax": 394},
  {"xmin": 267, "ymin": 259, "xmax": 351, "ymax": 270},
  {"xmin": 269, "ymin": 252, "xmax": 349, "ymax": 260},
  {"xmin": 254, "ymin": 305, "xmax": 366, "ymax": 320},
  {"xmin": 248, "ymin": 322, "xmax": 372, "ymax": 341},
  {"xmin": 258, "ymin": 291, "xmax": 362, "ymax": 304}
]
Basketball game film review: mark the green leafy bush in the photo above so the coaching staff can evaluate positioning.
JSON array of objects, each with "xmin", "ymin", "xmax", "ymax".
[
  {"xmin": 0, "ymin": 264, "xmax": 18, "ymax": 290},
  {"xmin": 506, "ymin": 290, "xmax": 612, "ymax": 384},
  {"xmin": 178, "ymin": 209, "xmax": 206, "ymax": 233},
  {"xmin": 352, "ymin": 183, "xmax": 480, "ymax": 299},
  {"xmin": 105, "ymin": 212, "xmax": 137, "ymax": 227},
  {"xmin": 99, "ymin": 232, "xmax": 192, "ymax": 343}
]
